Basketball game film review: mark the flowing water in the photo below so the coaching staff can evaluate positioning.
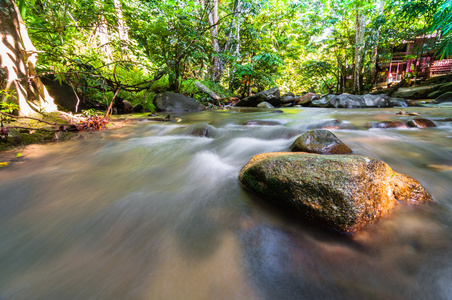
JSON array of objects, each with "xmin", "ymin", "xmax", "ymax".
[{"xmin": 0, "ymin": 106, "xmax": 451, "ymax": 300}]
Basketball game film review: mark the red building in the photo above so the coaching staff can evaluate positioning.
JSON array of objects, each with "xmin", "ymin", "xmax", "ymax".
[{"xmin": 378, "ymin": 34, "xmax": 452, "ymax": 85}]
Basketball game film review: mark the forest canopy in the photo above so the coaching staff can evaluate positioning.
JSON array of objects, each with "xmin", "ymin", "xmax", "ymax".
[{"xmin": 2, "ymin": 0, "xmax": 450, "ymax": 113}]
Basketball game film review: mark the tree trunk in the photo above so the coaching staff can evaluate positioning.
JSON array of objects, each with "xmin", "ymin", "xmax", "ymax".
[
  {"xmin": 369, "ymin": 0, "xmax": 385, "ymax": 89},
  {"xmin": 204, "ymin": 0, "xmax": 222, "ymax": 82},
  {"xmin": 228, "ymin": 0, "xmax": 242, "ymax": 92},
  {"xmin": 96, "ymin": 15, "xmax": 112, "ymax": 59},
  {"xmin": 0, "ymin": 0, "xmax": 57, "ymax": 116},
  {"xmin": 353, "ymin": 10, "xmax": 366, "ymax": 95},
  {"xmin": 195, "ymin": 82, "xmax": 221, "ymax": 100},
  {"xmin": 113, "ymin": 0, "xmax": 129, "ymax": 56}
]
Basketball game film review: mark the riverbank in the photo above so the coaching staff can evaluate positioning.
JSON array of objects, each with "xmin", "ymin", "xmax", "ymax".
[{"xmin": 0, "ymin": 112, "xmax": 177, "ymax": 153}]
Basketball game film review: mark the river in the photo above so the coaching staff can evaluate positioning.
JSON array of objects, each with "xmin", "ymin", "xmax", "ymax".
[{"xmin": 0, "ymin": 105, "xmax": 451, "ymax": 299}]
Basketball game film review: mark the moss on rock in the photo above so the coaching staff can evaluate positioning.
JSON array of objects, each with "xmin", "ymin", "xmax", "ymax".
[{"xmin": 239, "ymin": 152, "xmax": 432, "ymax": 232}]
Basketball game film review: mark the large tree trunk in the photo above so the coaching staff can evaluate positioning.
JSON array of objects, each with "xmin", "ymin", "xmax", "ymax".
[
  {"xmin": 368, "ymin": 0, "xmax": 385, "ymax": 89},
  {"xmin": 205, "ymin": 0, "xmax": 222, "ymax": 82},
  {"xmin": 0, "ymin": 0, "xmax": 57, "ymax": 116},
  {"xmin": 353, "ymin": 10, "xmax": 366, "ymax": 95},
  {"xmin": 113, "ymin": 0, "xmax": 129, "ymax": 56},
  {"xmin": 228, "ymin": 0, "xmax": 242, "ymax": 92}
]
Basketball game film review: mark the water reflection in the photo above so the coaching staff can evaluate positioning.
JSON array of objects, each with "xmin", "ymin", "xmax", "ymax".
[{"xmin": 0, "ymin": 107, "xmax": 451, "ymax": 299}]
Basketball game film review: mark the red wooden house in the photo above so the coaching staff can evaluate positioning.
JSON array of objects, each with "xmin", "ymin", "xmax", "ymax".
[{"xmin": 378, "ymin": 34, "xmax": 452, "ymax": 85}]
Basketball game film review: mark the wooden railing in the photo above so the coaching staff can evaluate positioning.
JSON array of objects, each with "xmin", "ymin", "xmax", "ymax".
[{"xmin": 430, "ymin": 59, "xmax": 452, "ymax": 75}]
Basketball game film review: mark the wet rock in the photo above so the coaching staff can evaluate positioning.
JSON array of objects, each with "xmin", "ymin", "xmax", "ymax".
[
  {"xmin": 395, "ymin": 111, "xmax": 420, "ymax": 116},
  {"xmin": 282, "ymin": 93, "xmax": 295, "ymax": 103},
  {"xmin": 306, "ymin": 119, "xmax": 357, "ymax": 130},
  {"xmin": 392, "ymin": 85, "xmax": 441, "ymax": 99},
  {"xmin": 390, "ymin": 98, "xmax": 409, "ymax": 107},
  {"xmin": 235, "ymin": 87, "xmax": 281, "ymax": 107},
  {"xmin": 246, "ymin": 120, "xmax": 282, "ymax": 126},
  {"xmin": 184, "ymin": 123, "xmax": 216, "ymax": 137},
  {"xmin": 427, "ymin": 90, "xmax": 444, "ymax": 99},
  {"xmin": 312, "ymin": 94, "xmax": 391, "ymax": 108},
  {"xmin": 290, "ymin": 130, "xmax": 352, "ymax": 154},
  {"xmin": 406, "ymin": 119, "xmax": 436, "ymax": 128},
  {"xmin": 239, "ymin": 152, "xmax": 433, "ymax": 232},
  {"xmin": 296, "ymin": 92, "xmax": 320, "ymax": 106},
  {"xmin": 434, "ymin": 91, "xmax": 452, "ymax": 103},
  {"xmin": 257, "ymin": 101, "xmax": 274, "ymax": 108},
  {"xmin": 370, "ymin": 121, "xmax": 408, "ymax": 129},
  {"xmin": 153, "ymin": 92, "xmax": 203, "ymax": 112}
]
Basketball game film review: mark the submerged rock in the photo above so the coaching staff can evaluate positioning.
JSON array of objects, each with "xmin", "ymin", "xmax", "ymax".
[
  {"xmin": 153, "ymin": 92, "xmax": 203, "ymax": 112},
  {"xmin": 290, "ymin": 130, "xmax": 352, "ymax": 154},
  {"xmin": 306, "ymin": 119, "xmax": 357, "ymax": 130},
  {"xmin": 239, "ymin": 152, "xmax": 433, "ymax": 232},
  {"xmin": 370, "ymin": 121, "xmax": 408, "ymax": 129},
  {"xmin": 184, "ymin": 123, "xmax": 217, "ymax": 137},
  {"xmin": 246, "ymin": 120, "xmax": 283, "ymax": 126}
]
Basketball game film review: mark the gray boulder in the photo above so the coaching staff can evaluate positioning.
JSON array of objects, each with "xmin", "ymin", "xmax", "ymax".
[
  {"xmin": 239, "ymin": 152, "xmax": 433, "ymax": 232},
  {"xmin": 389, "ymin": 98, "xmax": 409, "ymax": 107},
  {"xmin": 153, "ymin": 92, "xmax": 203, "ymax": 112},
  {"xmin": 236, "ymin": 87, "xmax": 281, "ymax": 107},
  {"xmin": 311, "ymin": 93, "xmax": 391, "ymax": 108}
]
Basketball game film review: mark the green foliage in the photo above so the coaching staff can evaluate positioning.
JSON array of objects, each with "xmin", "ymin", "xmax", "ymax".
[
  {"xmin": 0, "ymin": 90, "xmax": 20, "ymax": 123},
  {"xmin": 81, "ymin": 108, "xmax": 97, "ymax": 117},
  {"xmin": 433, "ymin": 0, "xmax": 452, "ymax": 59},
  {"xmin": 17, "ymin": 0, "xmax": 448, "ymax": 104}
]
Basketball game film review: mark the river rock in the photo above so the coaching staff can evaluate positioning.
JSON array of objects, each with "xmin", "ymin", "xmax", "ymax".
[
  {"xmin": 290, "ymin": 130, "xmax": 352, "ymax": 154},
  {"xmin": 392, "ymin": 85, "xmax": 441, "ymax": 99},
  {"xmin": 389, "ymin": 98, "xmax": 409, "ymax": 107},
  {"xmin": 184, "ymin": 123, "xmax": 216, "ymax": 137},
  {"xmin": 239, "ymin": 152, "xmax": 433, "ymax": 232},
  {"xmin": 282, "ymin": 93, "xmax": 295, "ymax": 103},
  {"xmin": 370, "ymin": 121, "xmax": 408, "ymax": 129},
  {"xmin": 311, "ymin": 94, "xmax": 391, "ymax": 108},
  {"xmin": 257, "ymin": 101, "xmax": 274, "ymax": 108},
  {"xmin": 407, "ymin": 119, "xmax": 436, "ymax": 128},
  {"xmin": 435, "ymin": 91, "xmax": 452, "ymax": 103},
  {"xmin": 153, "ymin": 92, "xmax": 203, "ymax": 112},
  {"xmin": 306, "ymin": 119, "xmax": 357, "ymax": 130},
  {"xmin": 427, "ymin": 90, "xmax": 444, "ymax": 99},
  {"xmin": 246, "ymin": 120, "xmax": 282, "ymax": 126},
  {"xmin": 235, "ymin": 87, "xmax": 281, "ymax": 107},
  {"xmin": 296, "ymin": 92, "xmax": 320, "ymax": 106},
  {"xmin": 132, "ymin": 103, "xmax": 144, "ymax": 113}
]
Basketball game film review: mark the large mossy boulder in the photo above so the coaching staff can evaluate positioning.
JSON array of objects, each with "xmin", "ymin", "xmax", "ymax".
[
  {"xmin": 435, "ymin": 91, "xmax": 452, "ymax": 103},
  {"xmin": 153, "ymin": 92, "xmax": 203, "ymax": 112},
  {"xmin": 392, "ymin": 84, "xmax": 443, "ymax": 99},
  {"xmin": 290, "ymin": 130, "xmax": 352, "ymax": 154},
  {"xmin": 239, "ymin": 152, "xmax": 432, "ymax": 232},
  {"xmin": 235, "ymin": 87, "xmax": 281, "ymax": 107},
  {"xmin": 311, "ymin": 94, "xmax": 391, "ymax": 108}
]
